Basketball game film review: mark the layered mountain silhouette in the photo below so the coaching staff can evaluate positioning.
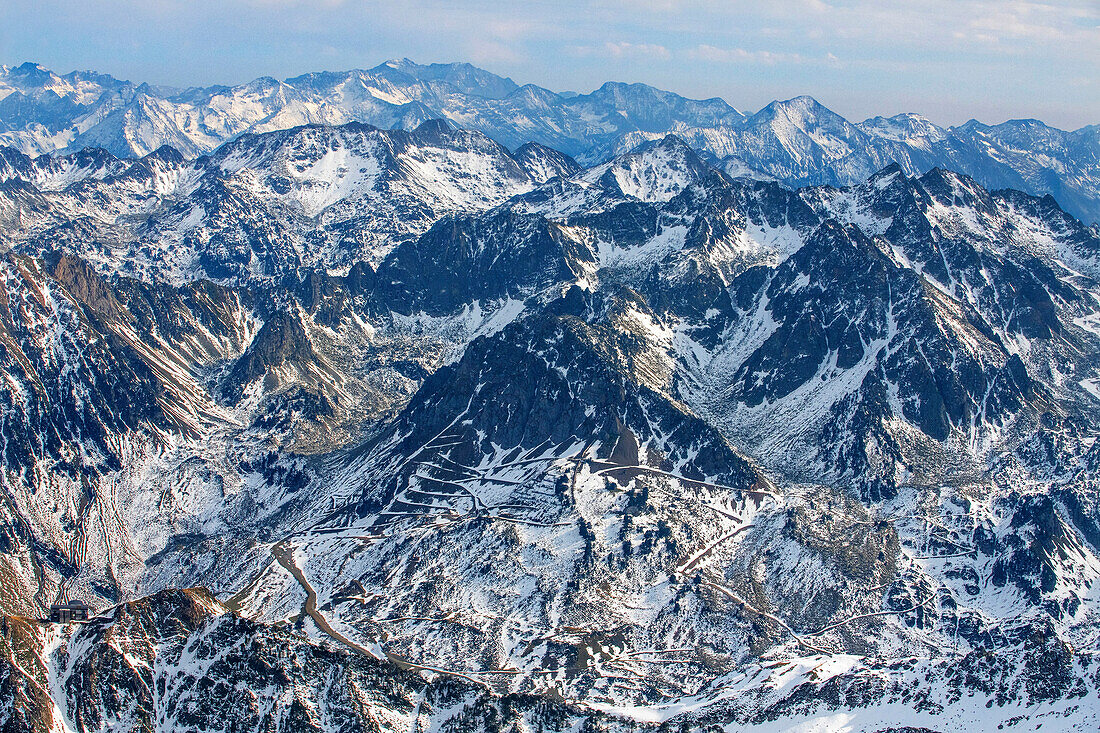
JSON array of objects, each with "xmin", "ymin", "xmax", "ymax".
[{"xmin": 2, "ymin": 59, "xmax": 1099, "ymax": 224}]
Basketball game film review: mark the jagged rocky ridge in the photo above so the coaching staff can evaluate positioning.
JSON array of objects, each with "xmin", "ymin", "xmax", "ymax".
[
  {"xmin": 4, "ymin": 590, "xmax": 1097, "ymax": 732},
  {"xmin": 1, "ymin": 588, "xmax": 629, "ymax": 733},
  {"xmin": 0, "ymin": 120, "xmax": 1099, "ymax": 731},
  {"xmin": 1, "ymin": 59, "xmax": 1099, "ymax": 225}
]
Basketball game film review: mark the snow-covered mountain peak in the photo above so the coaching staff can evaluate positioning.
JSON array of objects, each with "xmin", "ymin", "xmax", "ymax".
[
  {"xmin": 505, "ymin": 82, "xmax": 561, "ymax": 108},
  {"xmin": 859, "ymin": 112, "xmax": 947, "ymax": 144},
  {"xmin": 754, "ymin": 95, "xmax": 848, "ymax": 128},
  {"xmin": 1, "ymin": 60, "xmax": 1098, "ymax": 225},
  {"xmin": 4, "ymin": 61, "xmax": 58, "ymax": 88},
  {"xmin": 867, "ymin": 161, "xmax": 905, "ymax": 185},
  {"xmin": 409, "ymin": 116, "xmax": 453, "ymax": 141},
  {"xmin": 370, "ymin": 57, "xmax": 521, "ymax": 99},
  {"xmin": 512, "ymin": 141, "xmax": 582, "ymax": 183},
  {"xmin": 142, "ymin": 144, "xmax": 186, "ymax": 166},
  {"xmin": 579, "ymin": 134, "xmax": 714, "ymax": 203},
  {"xmin": 918, "ymin": 165, "xmax": 994, "ymax": 209}
]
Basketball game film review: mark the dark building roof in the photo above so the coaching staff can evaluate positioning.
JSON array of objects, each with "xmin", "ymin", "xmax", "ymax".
[{"xmin": 49, "ymin": 599, "xmax": 93, "ymax": 622}]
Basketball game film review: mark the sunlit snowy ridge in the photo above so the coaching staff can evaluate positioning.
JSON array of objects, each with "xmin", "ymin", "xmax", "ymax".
[
  {"xmin": 0, "ymin": 88, "xmax": 1099, "ymax": 732},
  {"xmin": 2, "ymin": 59, "xmax": 1099, "ymax": 225}
]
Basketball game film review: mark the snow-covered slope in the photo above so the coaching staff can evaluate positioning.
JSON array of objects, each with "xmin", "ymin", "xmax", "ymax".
[
  {"xmin": 2, "ymin": 60, "xmax": 1099, "ymax": 224},
  {"xmin": 2, "ymin": 124, "xmax": 1100, "ymax": 731},
  {"xmin": 1, "ymin": 588, "xmax": 624, "ymax": 733},
  {"xmin": 577, "ymin": 135, "xmax": 715, "ymax": 203},
  {"xmin": 0, "ymin": 118, "xmax": 536, "ymax": 281}
]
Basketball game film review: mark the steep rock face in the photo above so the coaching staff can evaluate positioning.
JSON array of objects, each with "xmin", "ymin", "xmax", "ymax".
[
  {"xmin": 0, "ymin": 250, "xmax": 260, "ymax": 482},
  {"xmin": 0, "ymin": 254, "xmax": 163, "ymax": 477},
  {"xmin": 703, "ymin": 219, "xmax": 1034, "ymax": 497},
  {"xmin": 0, "ymin": 615, "xmax": 56, "ymax": 732},
  {"xmin": 371, "ymin": 210, "xmax": 589, "ymax": 315},
  {"xmin": 224, "ymin": 309, "xmax": 320, "ymax": 399},
  {"xmin": 0, "ymin": 252, "xmax": 264, "ymax": 615},
  {"xmin": 512, "ymin": 142, "xmax": 583, "ymax": 184}
]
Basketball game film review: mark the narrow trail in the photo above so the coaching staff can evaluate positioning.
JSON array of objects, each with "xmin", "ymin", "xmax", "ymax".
[
  {"xmin": 268, "ymin": 540, "xmax": 491, "ymax": 688},
  {"xmin": 270, "ymin": 541, "xmax": 380, "ymax": 658},
  {"xmin": 266, "ymin": 538, "xmax": 682, "ymax": 687},
  {"xmin": 227, "ymin": 437, "xmax": 781, "ymax": 689},
  {"xmin": 59, "ymin": 491, "xmax": 94, "ymax": 605}
]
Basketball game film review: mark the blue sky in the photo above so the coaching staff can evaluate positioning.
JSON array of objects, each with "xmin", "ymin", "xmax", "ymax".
[{"xmin": 2, "ymin": 0, "xmax": 1097, "ymax": 129}]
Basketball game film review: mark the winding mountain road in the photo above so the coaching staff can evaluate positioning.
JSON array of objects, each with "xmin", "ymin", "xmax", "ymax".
[{"xmin": 269, "ymin": 539, "xmax": 491, "ymax": 687}]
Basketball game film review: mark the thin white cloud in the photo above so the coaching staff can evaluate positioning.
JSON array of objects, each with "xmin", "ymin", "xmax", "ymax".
[
  {"xmin": 571, "ymin": 41, "xmax": 671, "ymax": 61},
  {"xmin": 959, "ymin": 1, "xmax": 1100, "ymax": 48},
  {"xmin": 466, "ymin": 39, "xmax": 525, "ymax": 65},
  {"xmin": 687, "ymin": 45, "xmax": 804, "ymax": 65}
]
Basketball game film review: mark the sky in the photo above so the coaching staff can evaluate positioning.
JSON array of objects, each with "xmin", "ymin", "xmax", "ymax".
[{"xmin": 1, "ymin": 0, "xmax": 1097, "ymax": 129}]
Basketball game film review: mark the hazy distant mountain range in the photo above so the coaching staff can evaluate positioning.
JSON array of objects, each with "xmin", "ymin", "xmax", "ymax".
[{"xmin": 2, "ymin": 58, "xmax": 1099, "ymax": 224}]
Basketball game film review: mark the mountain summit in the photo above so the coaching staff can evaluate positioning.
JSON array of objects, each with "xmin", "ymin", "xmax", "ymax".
[{"xmin": 1, "ymin": 60, "xmax": 1098, "ymax": 223}]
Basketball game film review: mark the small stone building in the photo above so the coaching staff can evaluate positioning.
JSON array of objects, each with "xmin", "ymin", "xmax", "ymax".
[{"xmin": 49, "ymin": 599, "xmax": 91, "ymax": 623}]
